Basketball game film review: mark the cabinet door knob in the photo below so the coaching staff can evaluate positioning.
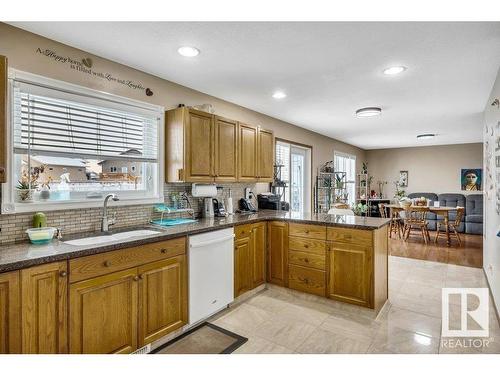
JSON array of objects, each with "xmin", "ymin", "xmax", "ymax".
[
  {"xmin": 305, "ymin": 230, "xmax": 309, "ymax": 234},
  {"xmin": 104, "ymin": 260, "xmax": 112, "ymax": 267},
  {"xmin": 139, "ymin": 274, "xmax": 144, "ymax": 280},
  {"xmin": 304, "ymin": 244, "xmax": 309, "ymax": 248},
  {"xmin": 304, "ymin": 258, "xmax": 309, "ymax": 263},
  {"xmin": 160, "ymin": 248, "xmax": 167, "ymax": 254},
  {"xmin": 133, "ymin": 276, "xmax": 140, "ymax": 281},
  {"xmin": 59, "ymin": 270, "xmax": 67, "ymax": 277}
]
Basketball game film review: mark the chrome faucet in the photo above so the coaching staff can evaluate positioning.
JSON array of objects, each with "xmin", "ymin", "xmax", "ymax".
[{"xmin": 101, "ymin": 194, "xmax": 119, "ymax": 232}]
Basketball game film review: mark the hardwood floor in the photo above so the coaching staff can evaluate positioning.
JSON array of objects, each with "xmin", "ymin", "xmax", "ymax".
[{"xmin": 389, "ymin": 231, "xmax": 483, "ymax": 268}]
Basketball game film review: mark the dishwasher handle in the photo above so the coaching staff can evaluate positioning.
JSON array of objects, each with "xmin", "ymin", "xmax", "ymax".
[{"xmin": 189, "ymin": 234, "xmax": 235, "ymax": 248}]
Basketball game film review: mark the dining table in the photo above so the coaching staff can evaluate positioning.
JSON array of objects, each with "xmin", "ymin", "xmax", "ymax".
[{"xmin": 384, "ymin": 204, "xmax": 459, "ymax": 247}]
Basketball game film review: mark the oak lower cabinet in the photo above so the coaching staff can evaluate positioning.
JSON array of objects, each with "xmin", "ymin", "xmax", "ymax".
[
  {"xmin": 326, "ymin": 226, "xmax": 388, "ymax": 311},
  {"xmin": 69, "ymin": 254, "xmax": 188, "ymax": 354},
  {"xmin": 21, "ymin": 262, "xmax": 68, "ymax": 354},
  {"xmin": 234, "ymin": 222, "xmax": 266, "ymax": 298},
  {"xmin": 70, "ymin": 268, "xmax": 139, "ymax": 354},
  {"xmin": 267, "ymin": 221, "xmax": 288, "ymax": 287},
  {"xmin": 138, "ymin": 256, "xmax": 187, "ymax": 346},
  {"xmin": 0, "ymin": 271, "xmax": 21, "ymax": 353},
  {"xmin": 327, "ymin": 243, "xmax": 372, "ymax": 307},
  {"xmin": 288, "ymin": 223, "xmax": 326, "ymax": 296}
]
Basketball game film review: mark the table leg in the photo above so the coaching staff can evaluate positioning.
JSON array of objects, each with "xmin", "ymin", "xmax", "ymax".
[{"xmin": 444, "ymin": 213, "xmax": 450, "ymax": 247}]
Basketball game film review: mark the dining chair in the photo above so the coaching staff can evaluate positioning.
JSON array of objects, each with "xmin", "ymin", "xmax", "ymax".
[
  {"xmin": 380, "ymin": 204, "xmax": 402, "ymax": 239},
  {"xmin": 403, "ymin": 208, "xmax": 430, "ymax": 244},
  {"xmin": 435, "ymin": 206, "xmax": 465, "ymax": 246}
]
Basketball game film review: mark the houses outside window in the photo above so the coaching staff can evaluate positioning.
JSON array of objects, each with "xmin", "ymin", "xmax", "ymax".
[{"xmin": 2, "ymin": 70, "xmax": 164, "ymax": 213}]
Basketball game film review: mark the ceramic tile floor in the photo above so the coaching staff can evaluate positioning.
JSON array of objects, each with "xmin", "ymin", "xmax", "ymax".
[{"xmin": 210, "ymin": 256, "xmax": 500, "ymax": 354}]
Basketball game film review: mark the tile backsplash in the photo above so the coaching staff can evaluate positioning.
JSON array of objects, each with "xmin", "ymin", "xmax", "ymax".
[{"xmin": 0, "ymin": 182, "xmax": 259, "ymax": 244}]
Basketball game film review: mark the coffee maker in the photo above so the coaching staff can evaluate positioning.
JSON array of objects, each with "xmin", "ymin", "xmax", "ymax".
[{"xmin": 212, "ymin": 198, "xmax": 228, "ymax": 217}]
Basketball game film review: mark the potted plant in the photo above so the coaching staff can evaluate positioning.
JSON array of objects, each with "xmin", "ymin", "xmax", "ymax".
[
  {"xmin": 16, "ymin": 164, "xmax": 45, "ymax": 203},
  {"xmin": 335, "ymin": 174, "xmax": 344, "ymax": 189},
  {"xmin": 352, "ymin": 202, "xmax": 368, "ymax": 216}
]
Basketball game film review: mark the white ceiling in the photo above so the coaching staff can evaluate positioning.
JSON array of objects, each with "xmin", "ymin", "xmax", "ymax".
[{"xmin": 10, "ymin": 22, "xmax": 500, "ymax": 149}]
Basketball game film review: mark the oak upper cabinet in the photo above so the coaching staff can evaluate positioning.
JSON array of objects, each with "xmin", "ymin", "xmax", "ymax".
[
  {"xmin": 138, "ymin": 255, "xmax": 187, "ymax": 347},
  {"xmin": 166, "ymin": 107, "xmax": 214, "ymax": 183},
  {"xmin": 21, "ymin": 262, "xmax": 68, "ymax": 354},
  {"xmin": 214, "ymin": 116, "xmax": 238, "ymax": 182},
  {"xmin": 0, "ymin": 55, "xmax": 7, "ymax": 183},
  {"xmin": 267, "ymin": 221, "xmax": 288, "ymax": 287},
  {"xmin": 237, "ymin": 123, "xmax": 258, "ymax": 181},
  {"xmin": 257, "ymin": 128, "xmax": 274, "ymax": 181},
  {"xmin": 234, "ymin": 235, "xmax": 253, "ymax": 297},
  {"xmin": 0, "ymin": 271, "xmax": 21, "ymax": 354},
  {"xmin": 69, "ymin": 268, "xmax": 139, "ymax": 354}
]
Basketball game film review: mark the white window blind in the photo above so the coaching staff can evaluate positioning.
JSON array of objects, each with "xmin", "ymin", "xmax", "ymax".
[{"xmin": 12, "ymin": 81, "xmax": 159, "ymax": 162}]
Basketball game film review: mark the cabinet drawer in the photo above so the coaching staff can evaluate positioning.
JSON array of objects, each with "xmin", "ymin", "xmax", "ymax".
[
  {"xmin": 288, "ymin": 264, "xmax": 326, "ymax": 297},
  {"xmin": 288, "ymin": 250, "xmax": 325, "ymax": 270},
  {"xmin": 288, "ymin": 236, "xmax": 326, "ymax": 255},
  {"xmin": 289, "ymin": 223, "xmax": 326, "ymax": 240},
  {"xmin": 235, "ymin": 224, "xmax": 253, "ymax": 239},
  {"xmin": 69, "ymin": 237, "xmax": 186, "ymax": 283},
  {"xmin": 327, "ymin": 227, "xmax": 372, "ymax": 247}
]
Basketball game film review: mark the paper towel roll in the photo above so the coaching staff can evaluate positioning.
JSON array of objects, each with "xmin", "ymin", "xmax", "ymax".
[
  {"xmin": 226, "ymin": 197, "xmax": 234, "ymax": 215},
  {"xmin": 191, "ymin": 183, "xmax": 217, "ymax": 197}
]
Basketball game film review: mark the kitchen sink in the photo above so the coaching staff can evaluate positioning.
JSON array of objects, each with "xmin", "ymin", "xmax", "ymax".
[{"xmin": 64, "ymin": 229, "xmax": 160, "ymax": 246}]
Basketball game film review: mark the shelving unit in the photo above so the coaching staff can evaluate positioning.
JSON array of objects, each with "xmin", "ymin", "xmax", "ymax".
[{"xmin": 314, "ymin": 170, "xmax": 348, "ymax": 213}]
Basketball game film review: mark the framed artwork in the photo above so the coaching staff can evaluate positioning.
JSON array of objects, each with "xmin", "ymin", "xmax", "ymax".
[
  {"xmin": 461, "ymin": 168, "xmax": 482, "ymax": 191},
  {"xmin": 399, "ymin": 170, "xmax": 408, "ymax": 188}
]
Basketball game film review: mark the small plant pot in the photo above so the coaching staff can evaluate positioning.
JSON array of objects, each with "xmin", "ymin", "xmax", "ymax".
[{"xmin": 16, "ymin": 188, "xmax": 35, "ymax": 203}]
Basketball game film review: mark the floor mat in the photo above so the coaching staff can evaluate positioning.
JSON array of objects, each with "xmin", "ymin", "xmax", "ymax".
[{"xmin": 151, "ymin": 322, "xmax": 248, "ymax": 354}]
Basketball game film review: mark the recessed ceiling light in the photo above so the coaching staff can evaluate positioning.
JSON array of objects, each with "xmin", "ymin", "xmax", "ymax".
[
  {"xmin": 417, "ymin": 133, "xmax": 435, "ymax": 140},
  {"xmin": 272, "ymin": 91, "xmax": 287, "ymax": 99},
  {"xmin": 178, "ymin": 46, "xmax": 200, "ymax": 57},
  {"xmin": 355, "ymin": 107, "xmax": 382, "ymax": 117},
  {"xmin": 383, "ymin": 66, "xmax": 407, "ymax": 75}
]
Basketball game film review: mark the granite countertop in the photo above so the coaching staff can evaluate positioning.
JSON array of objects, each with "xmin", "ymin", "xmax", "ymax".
[{"xmin": 0, "ymin": 210, "xmax": 390, "ymax": 273}]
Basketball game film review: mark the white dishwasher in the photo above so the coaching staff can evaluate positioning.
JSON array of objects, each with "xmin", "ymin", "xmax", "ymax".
[{"xmin": 188, "ymin": 228, "xmax": 234, "ymax": 324}]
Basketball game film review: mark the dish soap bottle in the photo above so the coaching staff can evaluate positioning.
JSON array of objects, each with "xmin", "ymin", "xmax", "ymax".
[{"xmin": 33, "ymin": 212, "xmax": 47, "ymax": 228}]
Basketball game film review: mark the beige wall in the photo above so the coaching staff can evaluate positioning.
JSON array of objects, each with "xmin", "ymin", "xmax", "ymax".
[
  {"xmin": 366, "ymin": 143, "xmax": 483, "ymax": 199},
  {"xmin": 0, "ymin": 22, "xmax": 366, "ymax": 191},
  {"xmin": 483, "ymin": 66, "xmax": 500, "ymax": 314}
]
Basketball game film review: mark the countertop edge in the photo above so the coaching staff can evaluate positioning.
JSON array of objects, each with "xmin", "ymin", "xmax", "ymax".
[{"xmin": 0, "ymin": 214, "xmax": 390, "ymax": 273}]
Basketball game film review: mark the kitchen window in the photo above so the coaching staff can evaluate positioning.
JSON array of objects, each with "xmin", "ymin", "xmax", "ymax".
[
  {"xmin": 334, "ymin": 151, "xmax": 356, "ymax": 207},
  {"xmin": 2, "ymin": 70, "xmax": 164, "ymax": 214}
]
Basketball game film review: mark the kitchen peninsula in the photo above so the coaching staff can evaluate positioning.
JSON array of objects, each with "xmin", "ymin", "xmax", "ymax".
[{"xmin": 0, "ymin": 210, "xmax": 389, "ymax": 354}]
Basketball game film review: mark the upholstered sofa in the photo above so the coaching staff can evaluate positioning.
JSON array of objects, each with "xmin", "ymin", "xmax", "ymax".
[{"xmin": 406, "ymin": 192, "xmax": 483, "ymax": 235}]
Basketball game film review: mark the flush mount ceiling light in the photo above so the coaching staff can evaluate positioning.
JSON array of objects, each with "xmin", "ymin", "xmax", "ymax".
[
  {"xmin": 383, "ymin": 66, "xmax": 407, "ymax": 75},
  {"xmin": 272, "ymin": 91, "xmax": 287, "ymax": 99},
  {"xmin": 177, "ymin": 46, "xmax": 200, "ymax": 57},
  {"xmin": 417, "ymin": 133, "xmax": 435, "ymax": 140},
  {"xmin": 355, "ymin": 107, "xmax": 382, "ymax": 117}
]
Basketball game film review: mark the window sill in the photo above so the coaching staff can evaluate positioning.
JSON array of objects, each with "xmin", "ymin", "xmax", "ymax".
[{"xmin": 1, "ymin": 196, "xmax": 163, "ymax": 215}]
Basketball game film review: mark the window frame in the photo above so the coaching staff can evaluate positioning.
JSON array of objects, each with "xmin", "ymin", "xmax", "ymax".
[
  {"xmin": 1, "ymin": 70, "xmax": 164, "ymax": 214},
  {"xmin": 334, "ymin": 151, "xmax": 357, "ymax": 207}
]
